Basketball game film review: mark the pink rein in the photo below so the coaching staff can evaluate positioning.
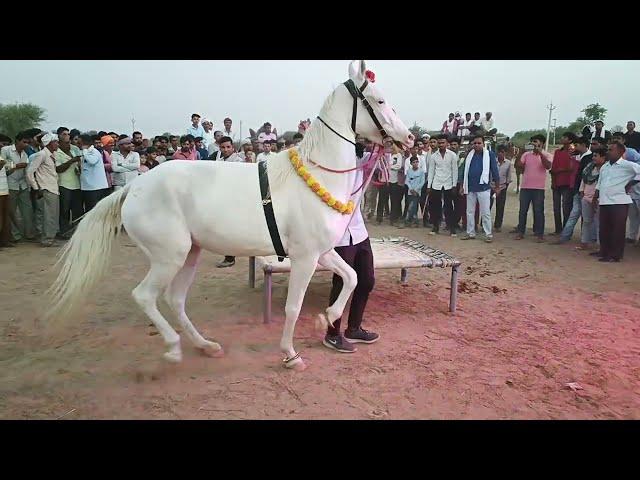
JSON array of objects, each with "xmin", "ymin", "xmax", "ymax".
[{"xmin": 306, "ymin": 144, "xmax": 386, "ymax": 195}]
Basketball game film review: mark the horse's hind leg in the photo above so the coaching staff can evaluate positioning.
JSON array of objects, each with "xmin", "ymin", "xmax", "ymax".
[
  {"xmin": 132, "ymin": 256, "xmax": 188, "ymax": 363},
  {"xmin": 164, "ymin": 245, "xmax": 223, "ymax": 358}
]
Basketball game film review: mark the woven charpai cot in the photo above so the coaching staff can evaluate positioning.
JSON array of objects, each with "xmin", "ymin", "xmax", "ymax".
[{"xmin": 254, "ymin": 237, "xmax": 461, "ymax": 272}]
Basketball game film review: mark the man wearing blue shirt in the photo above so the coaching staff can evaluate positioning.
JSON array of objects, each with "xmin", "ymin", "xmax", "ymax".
[
  {"xmin": 402, "ymin": 155, "xmax": 425, "ymax": 227},
  {"xmin": 459, "ymin": 134, "xmax": 500, "ymax": 242},
  {"xmin": 79, "ymin": 134, "xmax": 109, "ymax": 212},
  {"xmin": 187, "ymin": 113, "xmax": 205, "ymax": 139}
]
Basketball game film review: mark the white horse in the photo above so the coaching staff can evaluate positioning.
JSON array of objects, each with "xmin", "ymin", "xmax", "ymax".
[{"xmin": 46, "ymin": 60, "xmax": 414, "ymax": 371}]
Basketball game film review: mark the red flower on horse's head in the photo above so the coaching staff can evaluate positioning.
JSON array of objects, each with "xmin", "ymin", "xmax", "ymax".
[{"xmin": 365, "ymin": 70, "xmax": 376, "ymax": 83}]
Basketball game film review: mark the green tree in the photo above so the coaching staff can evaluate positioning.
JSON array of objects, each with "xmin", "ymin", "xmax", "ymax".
[
  {"xmin": 581, "ymin": 103, "xmax": 607, "ymax": 124},
  {"xmin": 510, "ymin": 129, "xmax": 547, "ymax": 148},
  {"xmin": 409, "ymin": 122, "xmax": 427, "ymax": 139},
  {"xmin": 0, "ymin": 103, "xmax": 46, "ymax": 139}
]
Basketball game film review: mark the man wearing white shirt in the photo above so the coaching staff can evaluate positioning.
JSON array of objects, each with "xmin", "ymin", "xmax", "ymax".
[
  {"xmin": 25, "ymin": 133, "xmax": 60, "ymax": 247},
  {"xmin": 0, "ymin": 151, "xmax": 10, "ymax": 248},
  {"xmin": 323, "ymin": 152, "xmax": 378, "ymax": 354},
  {"xmin": 427, "ymin": 134, "xmax": 458, "ymax": 235},
  {"xmin": 387, "ymin": 141, "xmax": 405, "ymax": 226},
  {"xmin": 593, "ymin": 141, "xmax": 640, "ymax": 262},
  {"xmin": 480, "ymin": 112, "xmax": 497, "ymax": 136},
  {"xmin": 1, "ymin": 131, "xmax": 36, "ymax": 242},
  {"xmin": 469, "ymin": 112, "xmax": 482, "ymax": 136},
  {"xmin": 459, "ymin": 112, "xmax": 473, "ymax": 139},
  {"xmin": 256, "ymin": 140, "xmax": 275, "ymax": 162},
  {"xmin": 111, "ymin": 137, "xmax": 140, "ymax": 191},
  {"xmin": 206, "ymin": 131, "xmax": 224, "ymax": 159},
  {"xmin": 187, "ymin": 113, "xmax": 205, "ymax": 138},
  {"xmin": 221, "ymin": 118, "xmax": 237, "ymax": 143},
  {"xmin": 201, "ymin": 119, "xmax": 215, "ymax": 150}
]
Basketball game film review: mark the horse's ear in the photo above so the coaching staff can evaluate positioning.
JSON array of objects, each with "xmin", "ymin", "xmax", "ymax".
[
  {"xmin": 359, "ymin": 60, "xmax": 367, "ymax": 77},
  {"xmin": 348, "ymin": 60, "xmax": 365, "ymax": 83}
]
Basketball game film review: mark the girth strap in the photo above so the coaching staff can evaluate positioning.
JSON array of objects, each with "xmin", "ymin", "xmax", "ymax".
[{"xmin": 258, "ymin": 161, "xmax": 287, "ymax": 261}]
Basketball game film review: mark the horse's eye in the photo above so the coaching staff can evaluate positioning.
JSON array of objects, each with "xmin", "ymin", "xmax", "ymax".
[{"xmin": 378, "ymin": 101, "xmax": 384, "ymax": 105}]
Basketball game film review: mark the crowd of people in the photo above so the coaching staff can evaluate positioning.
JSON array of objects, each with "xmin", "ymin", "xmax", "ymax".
[
  {"xmin": 0, "ymin": 114, "xmax": 305, "ymax": 251},
  {"xmin": 361, "ymin": 119, "xmax": 640, "ymax": 262},
  {"xmin": 1, "ymin": 112, "xmax": 639, "ymax": 263}
]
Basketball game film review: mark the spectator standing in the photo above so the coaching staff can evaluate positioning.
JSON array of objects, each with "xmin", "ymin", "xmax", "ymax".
[
  {"xmin": 25, "ymin": 133, "xmax": 60, "ymax": 247},
  {"xmin": 54, "ymin": 127, "xmax": 83, "ymax": 238},
  {"xmin": 1, "ymin": 131, "xmax": 35, "ymax": 242},
  {"xmin": 593, "ymin": 141, "xmax": 640, "ymax": 261},
  {"xmin": 79, "ymin": 134, "xmax": 109, "ymax": 212},
  {"xmin": 111, "ymin": 137, "xmax": 140, "ymax": 190},
  {"xmin": 514, "ymin": 134, "xmax": 552, "ymax": 242}
]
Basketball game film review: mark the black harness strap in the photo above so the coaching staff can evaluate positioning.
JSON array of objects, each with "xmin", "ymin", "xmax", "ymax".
[
  {"xmin": 342, "ymin": 79, "xmax": 388, "ymax": 139},
  {"xmin": 315, "ymin": 116, "xmax": 356, "ymax": 146},
  {"xmin": 258, "ymin": 161, "xmax": 287, "ymax": 261}
]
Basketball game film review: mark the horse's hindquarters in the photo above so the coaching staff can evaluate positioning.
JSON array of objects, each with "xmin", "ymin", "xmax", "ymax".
[{"xmin": 121, "ymin": 161, "xmax": 276, "ymax": 257}]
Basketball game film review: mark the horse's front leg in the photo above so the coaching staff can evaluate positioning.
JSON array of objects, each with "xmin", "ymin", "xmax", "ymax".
[
  {"xmin": 317, "ymin": 249, "xmax": 358, "ymax": 327},
  {"xmin": 280, "ymin": 254, "xmax": 320, "ymax": 371}
]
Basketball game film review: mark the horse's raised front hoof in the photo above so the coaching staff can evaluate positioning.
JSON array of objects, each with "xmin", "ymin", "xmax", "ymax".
[
  {"xmin": 163, "ymin": 350, "xmax": 183, "ymax": 363},
  {"xmin": 199, "ymin": 341, "xmax": 224, "ymax": 358},
  {"xmin": 283, "ymin": 356, "xmax": 306, "ymax": 371}
]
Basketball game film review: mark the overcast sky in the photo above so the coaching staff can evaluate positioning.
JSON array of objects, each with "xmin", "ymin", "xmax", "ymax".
[{"xmin": 1, "ymin": 60, "xmax": 638, "ymax": 138}]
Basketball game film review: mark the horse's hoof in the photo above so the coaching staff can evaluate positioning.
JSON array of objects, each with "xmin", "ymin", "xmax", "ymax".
[
  {"xmin": 283, "ymin": 357, "xmax": 306, "ymax": 371},
  {"xmin": 199, "ymin": 341, "xmax": 224, "ymax": 358},
  {"xmin": 163, "ymin": 351, "xmax": 183, "ymax": 363}
]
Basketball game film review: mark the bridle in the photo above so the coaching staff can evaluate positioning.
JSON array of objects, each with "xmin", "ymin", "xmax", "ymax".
[
  {"xmin": 342, "ymin": 78, "xmax": 388, "ymax": 140},
  {"xmin": 316, "ymin": 78, "xmax": 388, "ymax": 149},
  {"xmin": 312, "ymin": 78, "xmax": 389, "ymax": 175}
]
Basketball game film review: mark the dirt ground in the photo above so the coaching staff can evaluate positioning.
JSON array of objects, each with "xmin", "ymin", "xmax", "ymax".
[{"xmin": 1, "ymin": 189, "xmax": 639, "ymax": 420}]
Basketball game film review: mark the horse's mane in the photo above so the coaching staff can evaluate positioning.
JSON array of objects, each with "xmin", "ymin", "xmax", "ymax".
[{"xmin": 268, "ymin": 90, "xmax": 336, "ymax": 190}]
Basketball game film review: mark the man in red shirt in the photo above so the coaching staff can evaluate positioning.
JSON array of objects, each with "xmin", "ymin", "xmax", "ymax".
[{"xmin": 550, "ymin": 132, "xmax": 578, "ymax": 235}]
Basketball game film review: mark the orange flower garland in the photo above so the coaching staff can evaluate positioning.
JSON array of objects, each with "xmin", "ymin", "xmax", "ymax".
[{"xmin": 288, "ymin": 149, "xmax": 355, "ymax": 215}]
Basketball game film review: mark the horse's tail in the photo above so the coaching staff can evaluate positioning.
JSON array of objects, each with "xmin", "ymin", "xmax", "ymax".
[{"xmin": 44, "ymin": 185, "xmax": 131, "ymax": 324}]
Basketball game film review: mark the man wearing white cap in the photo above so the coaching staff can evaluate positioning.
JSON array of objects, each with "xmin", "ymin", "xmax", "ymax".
[
  {"xmin": 237, "ymin": 139, "xmax": 254, "ymax": 162},
  {"xmin": 111, "ymin": 137, "xmax": 140, "ymax": 190},
  {"xmin": 201, "ymin": 119, "xmax": 215, "ymax": 150},
  {"xmin": 26, "ymin": 133, "xmax": 61, "ymax": 247}
]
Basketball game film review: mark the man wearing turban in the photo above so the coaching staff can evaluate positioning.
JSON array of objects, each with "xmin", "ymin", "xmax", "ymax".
[{"xmin": 26, "ymin": 133, "xmax": 61, "ymax": 247}]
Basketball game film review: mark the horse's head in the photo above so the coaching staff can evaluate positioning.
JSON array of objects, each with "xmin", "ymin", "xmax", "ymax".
[{"xmin": 346, "ymin": 60, "xmax": 414, "ymax": 149}]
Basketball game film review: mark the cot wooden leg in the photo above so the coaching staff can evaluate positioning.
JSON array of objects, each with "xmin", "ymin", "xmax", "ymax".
[
  {"xmin": 263, "ymin": 269, "xmax": 273, "ymax": 324},
  {"xmin": 249, "ymin": 256, "xmax": 256, "ymax": 289},
  {"xmin": 400, "ymin": 268, "xmax": 408, "ymax": 284},
  {"xmin": 449, "ymin": 265, "xmax": 459, "ymax": 313}
]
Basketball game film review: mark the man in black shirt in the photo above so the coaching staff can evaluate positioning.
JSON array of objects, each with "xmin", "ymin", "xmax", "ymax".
[{"xmin": 624, "ymin": 121, "xmax": 640, "ymax": 152}]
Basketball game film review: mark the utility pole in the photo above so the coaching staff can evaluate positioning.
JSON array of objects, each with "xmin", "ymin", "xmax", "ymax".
[
  {"xmin": 545, "ymin": 102, "xmax": 556, "ymax": 149},
  {"xmin": 131, "ymin": 116, "xmax": 136, "ymax": 133},
  {"xmin": 552, "ymin": 118, "xmax": 557, "ymax": 146}
]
